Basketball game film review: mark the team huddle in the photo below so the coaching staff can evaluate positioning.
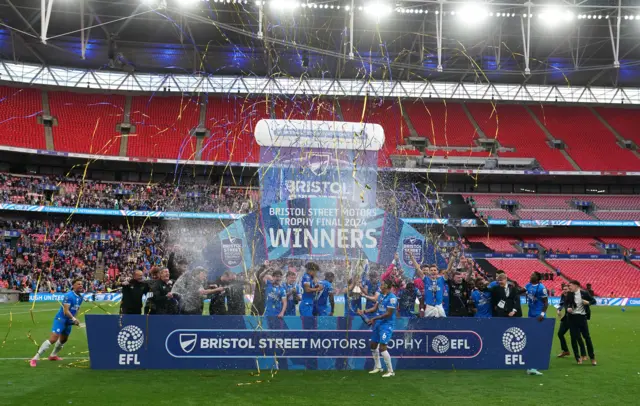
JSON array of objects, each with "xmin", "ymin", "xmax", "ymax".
[{"xmin": 28, "ymin": 251, "xmax": 597, "ymax": 375}]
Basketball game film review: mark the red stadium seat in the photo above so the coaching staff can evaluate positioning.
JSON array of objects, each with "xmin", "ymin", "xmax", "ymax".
[
  {"xmin": 49, "ymin": 91, "xmax": 124, "ymax": 155},
  {"xmin": 546, "ymin": 260, "xmax": 640, "ymax": 297},
  {"xmin": 0, "ymin": 86, "xmax": 46, "ymax": 149},
  {"xmin": 128, "ymin": 95, "xmax": 199, "ymax": 160},
  {"xmin": 530, "ymin": 105, "xmax": 640, "ymax": 171}
]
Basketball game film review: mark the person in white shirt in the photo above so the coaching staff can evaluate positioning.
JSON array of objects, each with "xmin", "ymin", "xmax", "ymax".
[{"xmin": 564, "ymin": 280, "xmax": 597, "ymax": 366}]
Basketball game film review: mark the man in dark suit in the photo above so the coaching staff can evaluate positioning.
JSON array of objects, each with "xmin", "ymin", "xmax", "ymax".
[
  {"xmin": 489, "ymin": 274, "xmax": 524, "ymax": 317},
  {"xmin": 564, "ymin": 280, "xmax": 597, "ymax": 365}
]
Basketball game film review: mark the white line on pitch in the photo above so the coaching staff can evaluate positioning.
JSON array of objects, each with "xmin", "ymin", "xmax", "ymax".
[
  {"xmin": 0, "ymin": 357, "xmax": 89, "ymax": 360},
  {"xmin": 0, "ymin": 308, "xmax": 58, "ymax": 316}
]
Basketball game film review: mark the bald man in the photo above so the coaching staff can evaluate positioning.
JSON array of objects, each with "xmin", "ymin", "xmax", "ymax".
[{"xmin": 120, "ymin": 270, "xmax": 150, "ymax": 315}]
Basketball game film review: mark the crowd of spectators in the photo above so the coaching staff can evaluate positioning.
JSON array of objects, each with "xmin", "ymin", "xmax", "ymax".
[
  {"xmin": 0, "ymin": 173, "xmax": 255, "ymax": 214},
  {"xmin": 1, "ymin": 172, "xmax": 440, "ymax": 218}
]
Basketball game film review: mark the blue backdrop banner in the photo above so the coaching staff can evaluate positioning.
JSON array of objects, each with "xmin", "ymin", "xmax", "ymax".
[{"xmin": 86, "ymin": 315, "xmax": 555, "ymax": 370}]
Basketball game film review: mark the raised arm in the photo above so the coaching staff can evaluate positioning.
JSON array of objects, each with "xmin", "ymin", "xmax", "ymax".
[{"xmin": 409, "ymin": 252, "xmax": 424, "ymax": 278}]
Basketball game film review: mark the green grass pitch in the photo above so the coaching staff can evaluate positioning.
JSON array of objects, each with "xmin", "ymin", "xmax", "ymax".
[{"xmin": 0, "ymin": 302, "xmax": 639, "ymax": 405}]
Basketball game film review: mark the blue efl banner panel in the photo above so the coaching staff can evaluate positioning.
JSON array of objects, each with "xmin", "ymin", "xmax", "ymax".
[{"xmin": 86, "ymin": 315, "xmax": 555, "ymax": 371}]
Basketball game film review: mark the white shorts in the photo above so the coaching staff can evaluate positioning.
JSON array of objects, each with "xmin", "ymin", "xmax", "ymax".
[{"xmin": 424, "ymin": 304, "xmax": 447, "ymax": 318}]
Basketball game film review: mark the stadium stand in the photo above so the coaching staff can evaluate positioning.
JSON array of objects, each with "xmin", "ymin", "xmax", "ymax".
[
  {"xmin": 49, "ymin": 91, "xmax": 124, "ymax": 156},
  {"xmin": 486, "ymin": 259, "xmax": 564, "ymax": 293},
  {"xmin": 466, "ymin": 103, "xmax": 575, "ymax": 171},
  {"xmin": 0, "ymin": 86, "xmax": 46, "ymax": 150},
  {"xmin": 530, "ymin": 105, "xmax": 640, "ymax": 171},
  {"xmin": 515, "ymin": 210, "xmax": 594, "ymax": 220},
  {"xmin": 594, "ymin": 106, "xmax": 640, "ymax": 147},
  {"xmin": 523, "ymin": 237, "xmax": 600, "ymax": 254},
  {"xmin": 128, "ymin": 95, "xmax": 199, "ymax": 159},
  {"xmin": 466, "ymin": 236, "xmax": 519, "ymax": 252},
  {"xmin": 600, "ymin": 238, "xmax": 640, "ymax": 251},
  {"xmin": 404, "ymin": 101, "xmax": 479, "ymax": 147},
  {"xmin": 340, "ymin": 99, "xmax": 409, "ymax": 167},
  {"xmin": 202, "ymin": 97, "xmax": 266, "ymax": 163},
  {"xmin": 547, "ymin": 260, "xmax": 640, "ymax": 297}
]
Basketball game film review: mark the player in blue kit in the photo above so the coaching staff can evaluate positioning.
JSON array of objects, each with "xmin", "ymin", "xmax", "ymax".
[
  {"xmin": 300, "ymin": 262, "xmax": 323, "ymax": 316},
  {"xmin": 526, "ymin": 272, "xmax": 549, "ymax": 320},
  {"xmin": 362, "ymin": 271, "xmax": 380, "ymax": 311},
  {"xmin": 524, "ymin": 271, "xmax": 549, "ymax": 376},
  {"xmin": 410, "ymin": 251, "xmax": 455, "ymax": 318},
  {"xmin": 315, "ymin": 272, "xmax": 335, "ymax": 316},
  {"xmin": 397, "ymin": 281, "xmax": 420, "ymax": 318},
  {"xmin": 358, "ymin": 280, "xmax": 397, "ymax": 378},
  {"xmin": 30, "ymin": 278, "xmax": 84, "ymax": 367},
  {"xmin": 283, "ymin": 270, "xmax": 301, "ymax": 316},
  {"xmin": 344, "ymin": 278, "xmax": 362, "ymax": 317},
  {"xmin": 470, "ymin": 278, "xmax": 493, "ymax": 318},
  {"xmin": 263, "ymin": 270, "xmax": 287, "ymax": 317}
]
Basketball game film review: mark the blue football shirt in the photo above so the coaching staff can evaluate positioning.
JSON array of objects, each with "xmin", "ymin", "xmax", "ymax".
[
  {"xmin": 55, "ymin": 291, "xmax": 83, "ymax": 322},
  {"xmin": 316, "ymin": 280, "xmax": 333, "ymax": 308},
  {"xmin": 525, "ymin": 282, "xmax": 548, "ymax": 317},
  {"xmin": 375, "ymin": 292, "xmax": 397, "ymax": 327},
  {"xmin": 423, "ymin": 276, "xmax": 446, "ymax": 306},
  {"xmin": 471, "ymin": 289, "xmax": 493, "ymax": 318},
  {"xmin": 264, "ymin": 280, "xmax": 286, "ymax": 316},
  {"xmin": 364, "ymin": 280, "xmax": 380, "ymax": 309},
  {"xmin": 301, "ymin": 272, "xmax": 317, "ymax": 302}
]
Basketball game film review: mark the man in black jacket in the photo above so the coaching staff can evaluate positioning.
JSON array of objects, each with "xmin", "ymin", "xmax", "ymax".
[
  {"xmin": 564, "ymin": 280, "xmax": 597, "ymax": 365},
  {"xmin": 489, "ymin": 274, "xmax": 524, "ymax": 317},
  {"xmin": 557, "ymin": 284, "xmax": 586, "ymax": 360},
  {"xmin": 145, "ymin": 268, "xmax": 176, "ymax": 315},
  {"xmin": 120, "ymin": 270, "xmax": 149, "ymax": 315}
]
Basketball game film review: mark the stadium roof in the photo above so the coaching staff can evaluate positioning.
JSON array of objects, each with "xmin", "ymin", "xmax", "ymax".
[{"xmin": 1, "ymin": 0, "xmax": 640, "ymax": 88}]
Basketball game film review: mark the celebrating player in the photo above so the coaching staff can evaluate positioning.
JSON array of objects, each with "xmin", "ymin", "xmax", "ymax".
[
  {"xmin": 362, "ymin": 271, "xmax": 380, "ymax": 312},
  {"xmin": 283, "ymin": 270, "xmax": 301, "ymax": 316},
  {"xmin": 470, "ymin": 278, "xmax": 493, "ymax": 318},
  {"xmin": 526, "ymin": 272, "xmax": 549, "ymax": 321},
  {"xmin": 263, "ymin": 270, "xmax": 287, "ymax": 318},
  {"xmin": 315, "ymin": 272, "xmax": 335, "ymax": 316},
  {"xmin": 397, "ymin": 281, "xmax": 420, "ymax": 318},
  {"xmin": 300, "ymin": 262, "xmax": 323, "ymax": 317},
  {"xmin": 30, "ymin": 278, "xmax": 84, "ymax": 367},
  {"xmin": 358, "ymin": 279, "xmax": 397, "ymax": 378},
  {"xmin": 344, "ymin": 278, "xmax": 362, "ymax": 317},
  {"xmin": 410, "ymin": 251, "xmax": 454, "ymax": 318}
]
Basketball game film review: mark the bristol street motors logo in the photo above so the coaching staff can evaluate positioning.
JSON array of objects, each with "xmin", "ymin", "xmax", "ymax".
[
  {"xmin": 179, "ymin": 334, "xmax": 198, "ymax": 354},
  {"xmin": 502, "ymin": 327, "xmax": 527, "ymax": 365},
  {"xmin": 117, "ymin": 325, "xmax": 144, "ymax": 365},
  {"xmin": 306, "ymin": 153, "xmax": 331, "ymax": 176},
  {"xmin": 431, "ymin": 335, "xmax": 450, "ymax": 354}
]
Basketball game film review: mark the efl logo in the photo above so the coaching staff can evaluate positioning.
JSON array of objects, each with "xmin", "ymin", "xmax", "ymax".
[
  {"xmin": 502, "ymin": 327, "xmax": 527, "ymax": 365},
  {"xmin": 117, "ymin": 325, "xmax": 144, "ymax": 365},
  {"xmin": 431, "ymin": 335, "xmax": 449, "ymax": 354}
]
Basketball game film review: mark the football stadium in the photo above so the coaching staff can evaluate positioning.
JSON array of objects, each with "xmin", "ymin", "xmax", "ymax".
[{"xmin": 1, "ymin": 0, "xmax": 640, "ymax": 404}]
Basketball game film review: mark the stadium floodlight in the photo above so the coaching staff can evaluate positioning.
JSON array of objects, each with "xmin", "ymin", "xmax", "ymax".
[
  {"xmin": 364, "ymin": 2, "xmax": 392, "ymax": 19},
  {"xmin": 178, "ymin": 0, "xmax": 199, "ymax": 7},
  {"xmin": 269, "ymin": 0, "xmax": 299, "ymax": 9},
  {"xmin": 141, "ymin": 0, "xmax": 157, "ymax": 5},
  {"xmin": 456, "ymin": 3, "xmax": 489, "ymax": 24},
  {"xmin": 344, "ymin": 4, "xmax": 349, "ymax": 10},
  {"xmin": 538, "ymin": 7, "xmax": 574, "ymax": 26}
]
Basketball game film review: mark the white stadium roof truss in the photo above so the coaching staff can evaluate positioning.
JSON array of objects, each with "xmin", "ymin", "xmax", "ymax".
[{"xmin": 1, "ymin": 60, "xmax": 640, "ymax": 105}]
